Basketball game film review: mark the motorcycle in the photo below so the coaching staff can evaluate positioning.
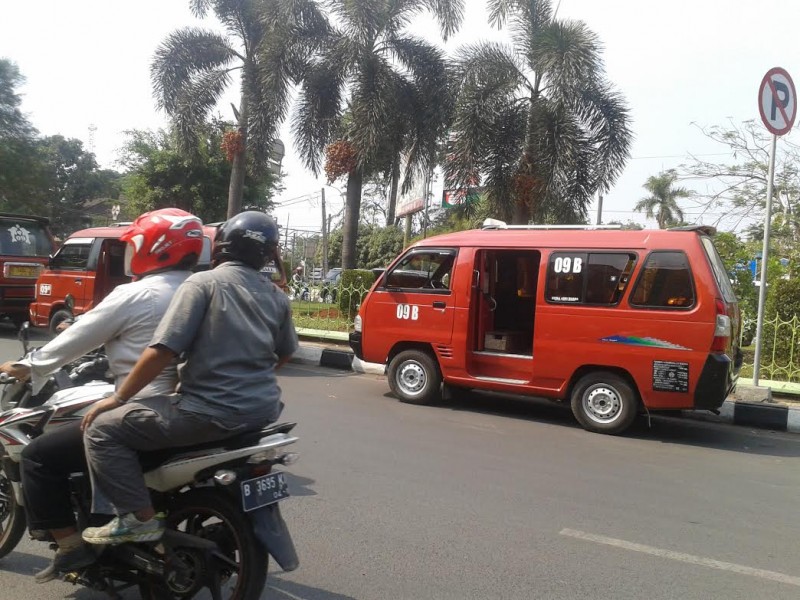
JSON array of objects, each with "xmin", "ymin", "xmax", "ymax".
[{"xmin": 0, "ymin": 324, "xmax": 300, "ymax": 599}]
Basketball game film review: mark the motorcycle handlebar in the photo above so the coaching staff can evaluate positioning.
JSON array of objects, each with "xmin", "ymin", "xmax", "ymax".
[{"xmin": 0, "ymin": 372, "xmax": 15, "ymax": 384}]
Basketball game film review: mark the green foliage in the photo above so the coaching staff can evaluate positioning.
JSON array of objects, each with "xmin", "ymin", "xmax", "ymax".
[
  {"xmin": 446, "ymin": 0, "xmax": 631, "ymax": 224},
  {"xmin": 292, "ymin": 0, "xmax": 459, "ymax": 266},
  {"xmin": 153, "ymin": 0, "xmax": 327, "ymax": 214},
  {"xmin": 119, "ymin": 121, "xmax": 277, "ymax": 223},
  {"xmin": 338, "ymin": 269, "xmax": 376, "ymax": 320},
  {"xmin": 634, "ymin": 170, "xmax": 690, "ymax": 229},
  {"xmin": 713, "ymin": 231, "xmax": 757, "ymax": 318},
  {"xmin": 321, "ymin": 225, "xmax": 404, "ymax": 269},
  {"xmin": 761, "ymin": 278, "xmax": 800, "ymax": 378},
  {"xmin": 0, "ymin": 60, "xmax": 122, "ymax": 236}
]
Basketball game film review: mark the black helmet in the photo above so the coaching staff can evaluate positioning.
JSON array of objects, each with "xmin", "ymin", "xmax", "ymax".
[{"xmin": 213, "ymin": 211, "xmax": 280, "ymax": 270}]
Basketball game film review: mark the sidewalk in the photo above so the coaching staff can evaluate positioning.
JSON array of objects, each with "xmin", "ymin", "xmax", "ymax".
[{"xmin": 290, "ymin": 339, "xmax": 800, "ymax": 434}]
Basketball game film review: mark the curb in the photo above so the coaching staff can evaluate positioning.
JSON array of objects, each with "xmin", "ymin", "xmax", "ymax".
[
  {"xmin": 291, "ymin": 344, "xmax": 798, "ymax": 433},
  {"xmin": 682, "ymin": 400, "xmax": 800, "ymax": 433},
  {"xmin": 290, "ymin": 344, "xmax": 384, "ymax": 375}
]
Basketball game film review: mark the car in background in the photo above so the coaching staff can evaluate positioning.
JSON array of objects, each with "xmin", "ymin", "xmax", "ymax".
[
  {"xmin": 30, "ymin": 224, "xmax": 217, "ymax": 334},
  {"xmin": 319, "ymin": 268, "xmax": 343, "ymax": 303},
  {"xmin": 0, "ymin": 213, "xmax": 56, "ymax": 327}
]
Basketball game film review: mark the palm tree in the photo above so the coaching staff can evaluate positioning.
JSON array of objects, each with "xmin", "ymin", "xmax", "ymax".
[
  {"xmin": 446, "ymin": 0, "xmax": 632, "ymax": 224},
  {"xmin": 292, "ymin": 0, "xmax": 463, "ymax": 269},
  {"xmin": 634, "ymin": 170, "xmax": 690, "ymax": 229},
  {"xmin": 151, "ymin": 0, "xmax": 327, "ymax": 218}
]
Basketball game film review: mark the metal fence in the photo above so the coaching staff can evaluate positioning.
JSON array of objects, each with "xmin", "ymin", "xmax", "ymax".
[
  {"xmin": 288, "ymin": 280, "xmax": 372, "ymax": 342},
  {"xmin": 740, "ymin": 313, "xmax": 800, "ymax": 385}
]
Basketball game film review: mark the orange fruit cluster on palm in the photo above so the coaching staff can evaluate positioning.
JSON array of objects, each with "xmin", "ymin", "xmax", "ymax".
[{"xmin": 324, "ymin": 140, "xmax": 357, "ymax": 183}]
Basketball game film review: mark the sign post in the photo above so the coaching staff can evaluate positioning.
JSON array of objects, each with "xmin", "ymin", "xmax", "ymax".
[{"xmin": 753, "ymin": 67, "xmax": 796, "ymax": 386}]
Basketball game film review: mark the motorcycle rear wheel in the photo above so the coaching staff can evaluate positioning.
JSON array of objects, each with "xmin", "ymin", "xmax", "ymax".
[
  {"xmin": 0, "ymin": 471, "xmax": 27, "ymax": 559},
  {"xmin": 139, "ymin": 490, "xmax": 268, "ymax": 600}
]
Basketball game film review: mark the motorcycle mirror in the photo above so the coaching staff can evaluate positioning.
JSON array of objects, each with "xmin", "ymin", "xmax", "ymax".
[
  {"xmin": 65, "ymin": 294, "xmax": 75, "ymax": 311},
  {"xmin": 18, "ymin": 321, "xmax": 30, "ymax": 355}
]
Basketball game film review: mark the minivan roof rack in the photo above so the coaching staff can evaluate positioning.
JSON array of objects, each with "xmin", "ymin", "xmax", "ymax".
[{"xmin": 481, "ymin": 218, "xmax": 622, "ymax": 231}]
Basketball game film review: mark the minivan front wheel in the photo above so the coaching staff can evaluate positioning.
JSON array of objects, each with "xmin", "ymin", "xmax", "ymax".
[
  {"xmin": 49, "ymin": 309, "xmax": 73, "ymax": 336},
  {"xmin": 571, "ymin": 372, "xmax": 638, "ymax": 435},
  {"xmin": 388, "ymin": 350, "xmax": 441, "ymax": 405}
]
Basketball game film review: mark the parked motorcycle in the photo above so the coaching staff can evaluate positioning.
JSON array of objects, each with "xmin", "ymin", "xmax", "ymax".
[{"xmin": 0, "ymin": 324, "xmax": 300, "ymax": 599}]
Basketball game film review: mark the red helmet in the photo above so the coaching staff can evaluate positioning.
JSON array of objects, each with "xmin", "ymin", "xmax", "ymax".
[{"xmin": 120, "ymin": 208, "xmax": 204, "ymax": 277}]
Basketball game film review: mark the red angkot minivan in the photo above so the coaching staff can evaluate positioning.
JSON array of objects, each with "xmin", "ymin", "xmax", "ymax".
[{"xmin": 350, "ymin": 223, "xmax": 742, "ymax": 435}]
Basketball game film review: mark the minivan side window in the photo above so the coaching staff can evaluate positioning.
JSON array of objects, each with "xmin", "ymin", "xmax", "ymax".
[
  {"xmin": 546, "ymin": 252, "xmax": 637, "ymax": 305},
  {"xmin": 50, "ymin": 242, "xmax": 93, "ymax": 270},
  {"xmin": 630, "ymin": 251, "xmax": 695, "ymax": 309},
  {"xmin": 384, "ymin": 250, "xmax": 456, "ymax": 292}
]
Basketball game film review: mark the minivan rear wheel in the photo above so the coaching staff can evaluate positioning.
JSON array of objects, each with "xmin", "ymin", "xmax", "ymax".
[
  {"xmin": 570, "ymin": 372, "xmax": 638, "ymax": 435},
  {"xmin": 388, "ymin": 350, "xmax": 441, "ymax": 405}
]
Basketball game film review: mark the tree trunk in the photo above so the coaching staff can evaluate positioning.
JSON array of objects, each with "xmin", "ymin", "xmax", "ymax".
[
  {"xmin": 226, "ymin": 93, "xmax": 249, "ymax": 219},
  {"xmin": 512, "ymin": 199, "xmax": 527, "ymax": 225},
  {"xmin": 341, "ymin": 168, "xmax": 363, "ymax": 269},
  {"xmin": 386, "ymin": 155, "xmax": 400, "ymax": 226}
]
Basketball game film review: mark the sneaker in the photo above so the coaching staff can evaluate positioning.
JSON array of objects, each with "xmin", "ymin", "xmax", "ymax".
[
  {"xmin": 82, "ymin": 513, "xmax": 165, "ymax": 546},
  {"xmin": 35, "ymin": 544, "xmax": 96, "ymax": 584}
]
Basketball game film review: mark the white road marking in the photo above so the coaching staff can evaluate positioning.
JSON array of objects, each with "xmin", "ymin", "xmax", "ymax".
[
  {"xmin": 268, "ymin": 585, "xmax": 309, "ymax": 600},
  {"xmin": 560, "ymin": 528, "xmax": 800, "ymax": 587}
]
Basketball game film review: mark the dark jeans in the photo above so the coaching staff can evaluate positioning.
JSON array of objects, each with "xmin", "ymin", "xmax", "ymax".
[{"xmin": 20, "ymin": 421, "xmax": 85, "ymax": 531}]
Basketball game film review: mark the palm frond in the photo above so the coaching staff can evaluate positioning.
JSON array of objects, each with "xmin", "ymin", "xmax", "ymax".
[
  {"xmin": 152, "ymin": 28, "xmax": 238, "ymax": 114},
  {"xmin": 291, "ymin": 52, "xmax": 349, "ymax": 174},
  {"xmin": 487, "ymin": 0, "xmax": 551, "ymax": 31},
  {"xmin": 531, "ymin": 19, "xmax": 602, "ymax": 97},
  {"xmin": 572, "ymin": 80, "xmax": 632, "ymax": 192}
]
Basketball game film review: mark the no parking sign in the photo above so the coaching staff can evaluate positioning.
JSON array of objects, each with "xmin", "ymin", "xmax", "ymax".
[{"xmin": 758, "ymin": 67, "xmax": 796, "ymax": 136}]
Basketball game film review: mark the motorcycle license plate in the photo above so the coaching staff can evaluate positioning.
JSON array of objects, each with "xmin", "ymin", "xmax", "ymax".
[{"xmin": 241, "ymin": 472, "xmax": 290, "ymax": 512}]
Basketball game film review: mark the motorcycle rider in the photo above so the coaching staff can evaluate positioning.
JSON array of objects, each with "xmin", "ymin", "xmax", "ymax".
[
  {"xmin": 0, "ymin": 208, "xmax": 204, "ymax": 581},
  {"xmin": 80, "ymin": 210, "xmax": 298, "ymax": 545}
]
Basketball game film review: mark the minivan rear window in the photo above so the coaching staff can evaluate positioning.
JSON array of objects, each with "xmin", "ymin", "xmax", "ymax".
[
  {"xmin": 630, "ymin": 251, "xmax": 695, "ymax": 309},
  {"xmin": 0, "ymin": 218, "xmax": 52, "ymax": 257},
  {"xmin": 700, "ymin": 236, "xmax": 737, "ymax": 304}
]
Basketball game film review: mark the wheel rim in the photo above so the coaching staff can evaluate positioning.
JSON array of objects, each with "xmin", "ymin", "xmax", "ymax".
[
  {"xmin": 157, "ymin": 505, "xmax": 246, "ymax": 599},
  {"xmin": 0, "ymin": 474, "xmax": 15, "ymax": 542},
  {"xmin": 582, "ymin": 385, "xmax": 623, "ymax": 424},
  {"xmin": 396, "ymin": 361, "xmax": 427, "ymax": 397}
]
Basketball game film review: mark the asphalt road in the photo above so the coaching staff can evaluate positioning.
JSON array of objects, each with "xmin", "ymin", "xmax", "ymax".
[{"xmin": 0, "ymin": 322, "xmax": 799, "ymax": 599}]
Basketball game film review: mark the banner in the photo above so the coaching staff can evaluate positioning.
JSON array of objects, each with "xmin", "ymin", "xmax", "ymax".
[{"xmin": 442, "ymin": 188, "xmax": 481, "ymax": 208}]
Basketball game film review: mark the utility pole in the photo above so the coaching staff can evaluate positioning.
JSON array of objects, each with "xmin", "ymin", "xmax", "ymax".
[
  {"xmin": 321, "ymin": 188, "xmax": 328, "ymax": 276},
  {"xmin": 596, "ymin": 194, "xmax": 604, "ymax": 225}
]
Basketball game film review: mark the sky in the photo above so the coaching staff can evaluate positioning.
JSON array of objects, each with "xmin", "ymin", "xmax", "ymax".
[{"xmin": 2, "ymin": 0, "xmax": 799, "ymax": 234}]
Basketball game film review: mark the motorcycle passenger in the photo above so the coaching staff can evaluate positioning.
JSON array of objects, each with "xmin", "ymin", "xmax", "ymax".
[
  {"xmin": 0, "ymin": 208, "xmax": 204, "ymax": 581},
  {"xmin": 80, "ymin": 210, "xmax": 298, "ymax": 546}
]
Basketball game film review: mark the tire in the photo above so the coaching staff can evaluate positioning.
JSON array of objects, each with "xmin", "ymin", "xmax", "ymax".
[
  {"xmin": 0, "ymin": 469, "xmax": 27, "ymax": 559},
  {"xmin": 139, "ymin": 490, "xmax": 268, "ymax": 600},
  {"xmin": 49, "ymin": 309, "xmax": 73, "ymax": 336},
  {"xmin": 570, "ymin": 371, "xmax": 639, "ymax": 435},
  {"xmin": 388, "ymin": 350, "xmax": 442, "ymax": 405}
]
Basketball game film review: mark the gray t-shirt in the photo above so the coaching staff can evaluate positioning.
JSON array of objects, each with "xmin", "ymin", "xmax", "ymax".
[{"xmin": 150, "ymin": 261, "xmax": 299, "ymax": 428}]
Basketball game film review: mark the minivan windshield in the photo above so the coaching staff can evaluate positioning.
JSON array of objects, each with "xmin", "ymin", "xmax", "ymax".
[{"xmin": 0, "ymin": 218, "xmax": 52, "ymax": 257}]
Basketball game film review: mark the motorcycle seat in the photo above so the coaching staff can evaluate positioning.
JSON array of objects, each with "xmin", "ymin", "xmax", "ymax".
[{"xmin": 139, "ymin": 421, "xmax": 297, "ymax": 471}]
